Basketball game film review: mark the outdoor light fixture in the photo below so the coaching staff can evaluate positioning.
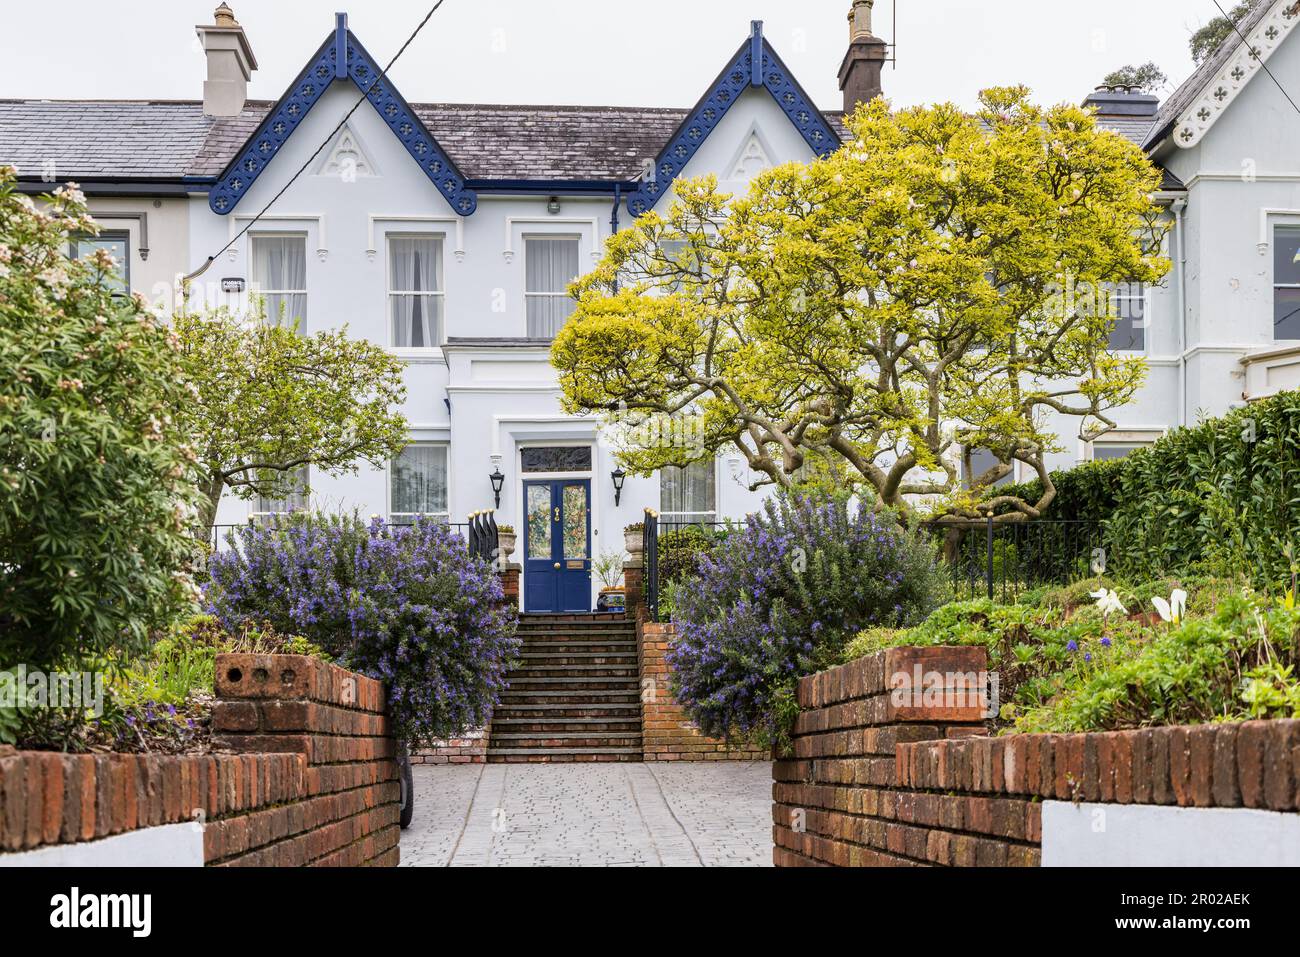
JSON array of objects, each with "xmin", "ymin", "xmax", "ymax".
[
  {"xmin": 490, "ymin": 467, "xmax": 505, "ymax": 508},
  {"xmin": 611, "ymin": 467, "xmax": 626, "ymax": 506},
  {"xmin": 547, "ymin": 196, "xmax": 561, "ymax": 215}
]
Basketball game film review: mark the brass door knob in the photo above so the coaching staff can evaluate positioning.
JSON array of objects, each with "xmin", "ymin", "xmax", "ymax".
[{"xmin": 553, "ymin": 562, "xmax": 561, "ymax": 569}]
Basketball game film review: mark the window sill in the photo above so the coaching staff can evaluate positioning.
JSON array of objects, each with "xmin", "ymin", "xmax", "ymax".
[{"xmin": 389, "ymin": 346, "xmax": 446, "ymax": 361}]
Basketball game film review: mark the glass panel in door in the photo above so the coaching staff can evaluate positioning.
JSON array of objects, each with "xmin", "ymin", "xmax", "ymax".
[
  {"xmin": 562, "ymin": 483, "xmax": 588, "ymax": 560},
  {"xmin": 526, "ymin": 484, "xmax": 552, "ymax": 558}
]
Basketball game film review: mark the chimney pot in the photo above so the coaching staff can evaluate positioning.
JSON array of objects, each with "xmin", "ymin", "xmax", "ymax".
[
  {"xmin": 849, "ymin": 0, "xmax": 875, "ymax": 40},
  {"xmin": 839, "ymin": 1, "xmax": 888, "ymax": 113},
  {"xmin": 196, "ymin": 4, "xmax": 258, "ymax": 117}
]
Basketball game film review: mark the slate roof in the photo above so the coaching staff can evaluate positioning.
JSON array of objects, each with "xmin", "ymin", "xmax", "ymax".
[
  {"xmin": 1143, "ymin": 0, "xmax": 1273, "ymax": 148},
  {"xmin": 0, "ymin": 97, "xmax": 846, "ymax": 185},
  {"xmin": 0, "ymin": 100, "xmax": 213, "ymax": 179},
  {"xmin": 0, "ymin": 96, "xmax": 1171, "ymax": 188}
]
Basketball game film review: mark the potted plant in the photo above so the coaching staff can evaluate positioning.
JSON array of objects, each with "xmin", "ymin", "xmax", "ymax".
[
  {"xmin": 624, "ymin": 522, "xmax": 645, "ymax": 557},
  {"xmin": 594, "ymin": 550, "xmax": 626, "ymax": 612},
  {"xmin": 497, "ymin": 524, "xmax": 516, "ymax": 560}
]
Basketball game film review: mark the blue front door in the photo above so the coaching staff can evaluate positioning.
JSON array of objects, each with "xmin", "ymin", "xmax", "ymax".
[{"xmin": 523, "ymin": 479, "xmax": 592, "ymax": 613}]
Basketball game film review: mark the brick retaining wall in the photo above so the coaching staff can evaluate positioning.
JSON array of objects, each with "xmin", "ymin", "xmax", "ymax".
[
  {"xmin": 773, "ymin": 646, "xmax": 1300, "ymax": 867},
  {"xmin": 0, "ymin": 653, "xmax": 400, "ymax": 866},
  {"xmin": 638, "ymin": 622, "xmax": 766, "ymax": 762}
]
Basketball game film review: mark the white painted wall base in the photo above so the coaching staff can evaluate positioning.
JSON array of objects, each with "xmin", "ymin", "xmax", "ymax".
[
  {"xmin": 0, "ymin": 823, "xmax": 204, "ymax": 868},
  {"xmin": 1042, "ymin": 801, "xmax": 1300, "ymax": 867}
]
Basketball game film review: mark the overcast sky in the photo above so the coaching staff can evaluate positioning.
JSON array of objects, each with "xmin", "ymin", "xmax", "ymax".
[{"xmin": 1, "ymin": 1, "xmax": 1217, "ymax": 110}]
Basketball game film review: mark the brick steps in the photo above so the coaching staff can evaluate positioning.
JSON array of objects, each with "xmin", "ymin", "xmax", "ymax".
[
  {"xmin": 490, "ymin": 733, "xmax": 643, "ymax": 748},
  {"xmin": 490, "ymin": 617, "xmax": 643, "ymax": 764},
  {"xmin": 491, "ymin": 702, "xmax": 639, "ymax": 717},
  {"xmin": 506, "ymin": 667, "xmax": 637, "ymax": 680},
  {"xmin": 517, "ymin": 650, "xmax": 637, "ymax": 659},
  {"xmin": 487, "ymin": 748, "xmax": 643, "ymax": 762},
  {"xmin": 491, "ymin": 718, "xmax": 641, "ymax": 732}
]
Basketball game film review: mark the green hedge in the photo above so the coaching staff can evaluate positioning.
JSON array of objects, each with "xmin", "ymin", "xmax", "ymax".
[
  {"xmin": 992, "ymin": 456, "xmax": 1126, "ymax": 527},
  {"xmin": 989, "ymin": 390, "xmax": 1300, "ymax": 587}
]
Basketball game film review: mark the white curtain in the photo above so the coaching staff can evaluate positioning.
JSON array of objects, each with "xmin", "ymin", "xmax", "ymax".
[
  {"xmin": 390, "ymin": 237, "xmax": 443, "ymax": 347},
  {"xmin": 391, "ymin": 445, "xmax": 448, "ymax": 518},
  {"xmin": 660, "ymin": 461, "xmax": 716, "ymax": 522},
  {"xmin": 252, "ymin": 235, "xmax": 307, "ymax": 326},
  {"xmin": 525, "ymin": 238, "xmax": 579, "ymax": 338},
  {"xmin": 256, "ymin": 466, "xmax": 310, "ymax": 516}
]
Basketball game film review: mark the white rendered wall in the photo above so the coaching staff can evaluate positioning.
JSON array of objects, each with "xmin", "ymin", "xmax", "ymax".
[{"xmin": 1042, "ymin": 800, "xmax": 1300, "ymax": 867}]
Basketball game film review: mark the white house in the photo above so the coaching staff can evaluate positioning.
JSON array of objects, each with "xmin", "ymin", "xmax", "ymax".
[{"xmin": 5, "ymin": 0, "xmax": 1300, "ymax": 610}]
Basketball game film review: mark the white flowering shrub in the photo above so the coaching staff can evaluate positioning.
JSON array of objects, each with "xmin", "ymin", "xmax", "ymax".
[{"xmin": 0, "ymin": 167, "xmax": 202, "ymax": 671}]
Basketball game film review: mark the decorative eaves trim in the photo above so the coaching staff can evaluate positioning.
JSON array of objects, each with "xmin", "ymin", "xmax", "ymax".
[
  {"xmin": 1174, "ymin": 0, "xmax": 1300, "ymax": 149},
  {"xmin": 624, "ymin": 21, "xmax": 841, "ymax": 217},
  {"xmin": 209, "ymin": 20, "xmax": 477, "ymax": 216}
]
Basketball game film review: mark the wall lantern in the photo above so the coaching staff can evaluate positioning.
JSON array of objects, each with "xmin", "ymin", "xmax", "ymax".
[
  {"xmin": 490, "ymin": 467, "xmax": 505, "ymax": 508},
  {"xmin": 611, "ymin": 467, "xmax": 626, "ymax": 507},
  {"xmin": 547, "ymin": 196, "xmax": 562, "ymax": 215}
]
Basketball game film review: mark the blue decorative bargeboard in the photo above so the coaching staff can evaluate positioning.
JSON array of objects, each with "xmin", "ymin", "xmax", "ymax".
[
  {"xmin": 624, "ymin": 25, "xmax": 842, "ymax": 218},
  {"xmin": 208, "ymin": 29, "xmax": 478, "ymax": 216}
]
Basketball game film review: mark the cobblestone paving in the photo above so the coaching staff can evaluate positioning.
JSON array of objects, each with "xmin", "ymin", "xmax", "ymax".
[{"xmin": 400, "ymin": 762, "xmax": 773, "ymax": 867}]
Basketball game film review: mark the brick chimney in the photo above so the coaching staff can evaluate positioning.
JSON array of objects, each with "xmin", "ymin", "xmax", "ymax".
[
  {"xmin": 196, "ymin": 3, "xmax": 258, "ymax": 117},
  {"xmin": 838, "ymin": 0, "xmax": 889, "ymax": 113},
  {"xmin": 1082, "ymin": 85, "xmax": 1160, "ymax": 119}
]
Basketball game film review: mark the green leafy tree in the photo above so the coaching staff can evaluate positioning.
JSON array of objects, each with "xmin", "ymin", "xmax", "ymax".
[
  {"xmin": 1101, "ymin": 61, "xmax": 1168, "ymax": 93},
  {"xmin": 553, "ymin": 89, "xmax": 1169, "ymax": 523},
  {"xmin": 1190, "ymin": 1, "xmax": 1254, "ymax": 65},
  {"xmin": 173, "ymin": 307, "xmax": 410, "ymax": 531},
  {"xmin": 0, "ymin": 168, "xmax": 203, "ymax": 669}
]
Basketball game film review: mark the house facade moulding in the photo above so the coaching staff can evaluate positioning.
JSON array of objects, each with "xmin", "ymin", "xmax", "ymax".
[
  {"xmin": 623, "ymin": 21, "xmax": 842, "ymax": 218},
  {"xmin": 1174, "ymin": 0, "xmax": 1300, "ymax": 149},
  {"xmin": 208, "ymin": 16, "xmax": 477, "ymax": 217}
]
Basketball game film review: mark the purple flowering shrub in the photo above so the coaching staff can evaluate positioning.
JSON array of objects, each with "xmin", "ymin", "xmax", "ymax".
[
  {"xmin": 204, "ymin": 513, "xmax": 518, "ymax": 747},
  {"xmin": 667, "ymin": 493, "xmax": 948, "ymax": 748}
]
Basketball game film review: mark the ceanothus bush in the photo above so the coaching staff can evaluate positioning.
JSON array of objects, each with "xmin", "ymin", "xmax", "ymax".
[
  {"xmin": 205, "ymin": 513, "xmax": 518, "ymax": 747},
  {"xmin": 666, "ymin": 493, "xmax": 948, "ymax": 748}
]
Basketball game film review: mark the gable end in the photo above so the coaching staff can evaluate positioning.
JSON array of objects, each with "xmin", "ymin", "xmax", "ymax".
[
  {"xmin": 624, "ymin": 24, "xmax": 842, "ymax": 217},
  {"xmin": 208, "ymin": 28, "xmax": 477, "ymax": 215}
]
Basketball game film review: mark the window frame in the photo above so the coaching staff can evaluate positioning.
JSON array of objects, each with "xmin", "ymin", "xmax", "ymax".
[
  {"xmin": 386, "ymin": 232, "xmax": 446, "ymax": 350},
  {"xmin": 69, "ymin": 230, "xmax": 131, "ymax": 295},
  {"xmin": 1273, "ymin": 223, "xmax": 1300, "ymax": 341},
  {"xmin": 1107, "ymin": 280, "xmax": 1148, "ymax": 353},
  {"xmin": 251, "ymin": 466, "xmax": 310, "ymax": 521},
  {"xmin": 658, "ymin": 459, "xmax": 719, "ymax": 523},
  {"xmin": 523, "ymin": 234, "xmax": 581, "ymax": 339},
  {"xmin": 388, "ymin": 442, "xmax": 451, "ymax": 525},
  {"xmin": 249, "ymin": 232, "xmax": 309, "ymax": 326}
]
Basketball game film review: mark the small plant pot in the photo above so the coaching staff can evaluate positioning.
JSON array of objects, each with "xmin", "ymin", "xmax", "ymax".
[
  {"xmin": 597, "ymin": 588, "xmax": 627, "ymax": 612},
  {"xmin": 624, "ymin": 530, "xmax": 644, "ymax": 555}
]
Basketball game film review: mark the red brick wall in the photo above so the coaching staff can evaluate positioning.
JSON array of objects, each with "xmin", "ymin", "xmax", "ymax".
[
  {"xmin": 412, "ymin": 729, "xmax": 488, "ymax": 765},
  {"xmin": 774, "ymin": 647, "xmax": 1300, "ymax": 867},
  {"xmin": 639, "ymin": 621, "xmax": 766, "ymax": 762},
  {"xmin": 0, "ymin": 654, "xmax": 400, "ymax": 867}
]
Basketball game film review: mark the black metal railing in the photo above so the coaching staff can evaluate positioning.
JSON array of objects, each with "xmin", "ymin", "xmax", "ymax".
[
  {"xmin": 638, "ymin": 513, "xmax": 1105, "ymax": 621},
  {"xmin": 918, "ymin": 518, "xmax": 1104, "ymax": 603},
  {"xmin": 202, "ymin": 515, "xmax": 496, "ymax": 559},
  {"xmin": 642, "ymin": 510, "xmax": 659, "ymax": 622},
  {"xmin": 466, "ymin": 510, "xmax": 500, "ymax": 564}
]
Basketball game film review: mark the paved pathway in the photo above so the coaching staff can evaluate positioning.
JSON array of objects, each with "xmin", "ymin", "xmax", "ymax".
[{"xmin": 400, "ymin": 762, "xmax": 773, "ymax": 867}]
